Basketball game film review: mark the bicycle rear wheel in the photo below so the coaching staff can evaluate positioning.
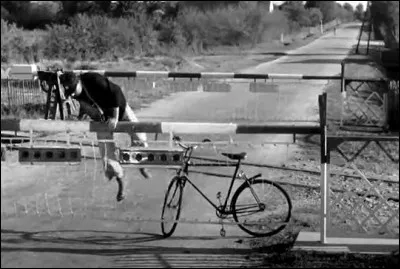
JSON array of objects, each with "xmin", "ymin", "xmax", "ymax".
[
  {"xmin": 231, "ymin": 179, "xmax": 292, "ymax": 237},
  {"xmin": 161, "ymin": 176, "xmax": 184, "ymax": 238}
]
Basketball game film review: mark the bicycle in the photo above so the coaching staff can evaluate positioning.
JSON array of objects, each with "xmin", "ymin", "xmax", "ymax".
[{"xmin": 161, "ymin": 136, "xmax": 292, "ymax": 238}]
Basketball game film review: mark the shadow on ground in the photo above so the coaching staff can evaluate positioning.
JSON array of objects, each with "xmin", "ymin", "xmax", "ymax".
[
  {"xmin": 1, "ymin": 228, "xmax": 289, "ymax": 267},
  {"xmin": 2, "ymin": 229, "xmax": 397, "ymax": 268},
  {"xmin": 280, "ymin": 59, "xmax": 345, "ymax": 65},
  {"xmin": 0, "ymin": 227, "xmax": 297, "ymax": 253},
  {"xmin": 250, "ymin": 52, "xmax": 349, "ymax": 57},
  {"xmin": 341, "ymin": 24, "xmax": 363, "ymax": 30}
]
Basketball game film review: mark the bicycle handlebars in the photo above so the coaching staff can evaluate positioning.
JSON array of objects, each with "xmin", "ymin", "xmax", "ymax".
[{"xmin": 172, "ymin": 135, "xmax": 212, "ymax": 151}]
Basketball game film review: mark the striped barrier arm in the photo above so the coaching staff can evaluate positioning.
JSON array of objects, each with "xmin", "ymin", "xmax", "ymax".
[
  {"xmin": 11, "ymin": 64, "xmax": 389, "ymax": 82},
  {"xmin": 62, "ymin": 70, "xmax": 392, "ymax": 83},
  {"xmin": 71, "ymin": 70, "xmax": 345, "ymax": 80},
  {"xmin": 1, "ymin": 119, "xmax": 321, "ymax": 134},
  {"xmin": 70, "ymin": 70, "xmax": 391, "ymax": 82}
]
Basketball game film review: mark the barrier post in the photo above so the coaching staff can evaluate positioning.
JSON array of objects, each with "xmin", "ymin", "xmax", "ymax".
[
  {"xmin": 340, "ymin": 61, "xmax": 346, "ymax": 127},
  {"xmin": 383, "ymin": 90, "xmax": 389, "ymax": 131},
  {"xmin": 319, "ymin": 92, "xmax": 329, "ymax": 244}
]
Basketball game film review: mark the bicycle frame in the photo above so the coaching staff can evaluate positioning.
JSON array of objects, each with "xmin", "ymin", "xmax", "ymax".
[{"xmin": 174, "ymin": 145, "xmax": 261, "ymax": 215}]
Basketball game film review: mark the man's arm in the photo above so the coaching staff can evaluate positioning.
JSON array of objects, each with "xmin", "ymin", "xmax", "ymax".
[
  {"xmin": 107, "ymin": 107, "xmax": 120, "ymax": 130},
  {"xmin": 110, "ymin": 107, "xmax": 119, "ymax": 119}
]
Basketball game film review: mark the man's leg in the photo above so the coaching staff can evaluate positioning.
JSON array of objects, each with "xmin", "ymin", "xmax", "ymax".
[
  {"xmin": 121, "ymin": 104, "xmax": 151, "ymax": 179},
  {"xmin": 122, "ymin": 104, "xmax": 148, "ymax": 147},
  {"xmin": 77, "ymin": 100, "xmax": 126, "ymax": 201},
  {"xmin": 97, "ymin": 131, "xmax": 125, "ymax": 201}
]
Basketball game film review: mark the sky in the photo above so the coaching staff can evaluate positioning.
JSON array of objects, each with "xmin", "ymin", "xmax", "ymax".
[{"xmin": 336, "ymin": 1, "xmax": 368, "ymax": 9}]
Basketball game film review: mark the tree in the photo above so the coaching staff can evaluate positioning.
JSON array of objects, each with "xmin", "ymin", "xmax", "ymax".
[
  {"xmin": 308, "ymin": 7, "xmax": 323, "ymax": 26},
  {"xmin": 93, "ymin": 1, "xmax": 113, "ymax": 15},
  {"xmin": 370, "ymin": 1, "xmax": 399, "ymax": 48},
  {"xmin": 281, "ymin": 1, "xmax": 311, "ymax": 29},
  {"xmin": 1, "ymin": 1, "xmax": 31, "ymax": 25},
  {"xmin": 340, "ymin": 2, "xmax": 354, "ymax": 22},
  {"xmin": 1, "ymin": 6, "xmax": 12, "ymax": 21},
  {"xmin": 343, "ymin": 2, "xmax": 354, "ymax": 13},
  {"xmin": 354, "ymin": 3, "xmax": 364, "ymax": 21},
  {"xmin": 304, "ymin": 1, "xmax": 317, "ymax": 9},
  {"xmin": 1, "ymin": 1, "xmax": 61, "ymax": 29},
  {"xmin": 304, "ymin": 1, "xmax": 337, "ymax": 23},
  {"xmin": 180, "ymin": 1, "xmax": 240, "ymax": 12},
  {"xmin": 110, "ymin": 1, "xmax": 143, "ymax": 17},
  {"xmin": 332, "ymin": 2, "xmax": 355, "ymax": 23}
]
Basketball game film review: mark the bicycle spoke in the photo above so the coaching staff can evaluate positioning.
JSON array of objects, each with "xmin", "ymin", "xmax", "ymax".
[
  {"xmin": 167, "ymin": 185, "xmax": 180, "ymax": 208},
  {"xmin": 234, "ymin": 204, "xmax": 261, "ymax": 213},
  {"xmin": 246, "ymin": 181, "xmax": 263, "ymax": 205},
  {"xmin": 232, "ymin": 179, "xmax": 292, "ymax": 237},
  {"xmin": 234, "ymin": 209, "xmax": 263, "ymax": 216},
  {"xmin": 161, "ymin": 177, "xmax": 183, "ymax": 237}
]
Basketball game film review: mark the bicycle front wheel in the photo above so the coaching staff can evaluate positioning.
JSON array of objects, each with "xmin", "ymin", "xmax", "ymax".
[
  {"xmin": 161, "ymin": 176, "xmax": 184, "ymax": 238},
  {"xmin": 231, "ymin": 179, "xmax": 292, "ymax": 237}
]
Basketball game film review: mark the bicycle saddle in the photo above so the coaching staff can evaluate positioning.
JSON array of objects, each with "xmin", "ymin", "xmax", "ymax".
[{"xmin": 221, "ymin": 152, "xmax": 247, "ymax": 160}]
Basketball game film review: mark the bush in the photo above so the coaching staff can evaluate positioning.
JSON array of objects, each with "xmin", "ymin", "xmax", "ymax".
[
  {"xmin": 3, "ymin": 2, "xmax": 344, "ymax": 64},
  {"xmin": 257, "ymin": 10, "xmax": 289, "ymax": 42},
  {"xmin": 157, "ymin": 19, "xmax": 188, "ymax": 55},
  {"xmin": 370, "ymin": 1, "xmax": 399, "ymax": 49},
  {"xmin": 282, "ymin": 1, "xmax": 311, "ymax": 31},
  {"xmin": 308, "ymin": 8, "xmax": 323, "ymax": 27},
  {"xmin": 42, "ymin": 14, "xmax": 153, "ymax": 61},
  {"xmin": 178, "ymin": 4, "xmax": 289, "ymax": 52},
  {"xmin": 1, "ymin": 19, "xmax": 44, "ymax": 64}
]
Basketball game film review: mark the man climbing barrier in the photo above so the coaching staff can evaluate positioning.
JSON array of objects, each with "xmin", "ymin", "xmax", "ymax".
[{"xmin": 59, "ymin": 71, "xmax": 151, "ymax": 202}]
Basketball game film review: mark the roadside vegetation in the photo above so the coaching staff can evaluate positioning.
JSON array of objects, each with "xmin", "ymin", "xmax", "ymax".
[
  {"xmin": 370, "ymin": 1, "xmax": 399, "ymax": 49},
  {"xmin": 1, "ymin": 1, "xmax": 355, "ymax": 66},
  {"xmin": 1, "ymin": 1, "xmax": 356, "ymax": 119}
]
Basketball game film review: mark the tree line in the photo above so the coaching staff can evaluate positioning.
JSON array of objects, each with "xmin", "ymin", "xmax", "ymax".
[
  {"xmin": 1, "ymin": 1, "xmax": 361, "ymax": 30},
  {"xmin": 1, "ymin": 1, "xmax": 362, "ymax": 64}
]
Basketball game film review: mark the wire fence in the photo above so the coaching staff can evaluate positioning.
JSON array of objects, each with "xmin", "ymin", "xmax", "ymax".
[
  {"xmin": 1, "ymin": 74, "xmax": 326, "ymax": 128},
  {"xmin": 1, "ymin": 78, "xmax": 46, "ymax": 108}
]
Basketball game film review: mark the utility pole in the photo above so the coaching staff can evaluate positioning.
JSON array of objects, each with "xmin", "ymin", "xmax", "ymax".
[
  {"xmin": 355, "ymin": 1, "xmax": 371, "ymax": 54},
  {"xmin": 366, "ymin": 1, "xmax": 373, "ymax": 54},
  {"xmin": 320, "ymin": 19, "xmax": 323, "ymax": 34}
]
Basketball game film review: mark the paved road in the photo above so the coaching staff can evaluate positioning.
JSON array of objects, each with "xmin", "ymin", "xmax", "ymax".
[
  {"xmin": 1, "ymin": 23, "xmax": 362, "ymax": 268},
  {"xmin": 136, "ymin": 22, "xmax": 361, "ymax": 168}
]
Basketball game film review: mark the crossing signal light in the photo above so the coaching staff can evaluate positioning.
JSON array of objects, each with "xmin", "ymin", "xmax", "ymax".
[
  {"xmin": 119, "ymin": 147, "xmax": 184, "ymax": 167},
  {"xmin": 18, "ymin": 146, "xmax": 81, "ymax": 163}
]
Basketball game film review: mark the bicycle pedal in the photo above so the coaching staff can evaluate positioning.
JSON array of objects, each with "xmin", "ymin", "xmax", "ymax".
[{"xmin": 220, "ymin": 228, "xmax": 226, "ymax": 237}]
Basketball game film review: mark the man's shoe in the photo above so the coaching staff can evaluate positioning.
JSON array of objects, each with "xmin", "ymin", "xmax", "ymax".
[
  {"xmin": 139, "ymin": 168, "xmax": 152, "ymax": 179},
  {"xmin": 116, "ymin": 193, "xmax": 125, "ymax": 202}
]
